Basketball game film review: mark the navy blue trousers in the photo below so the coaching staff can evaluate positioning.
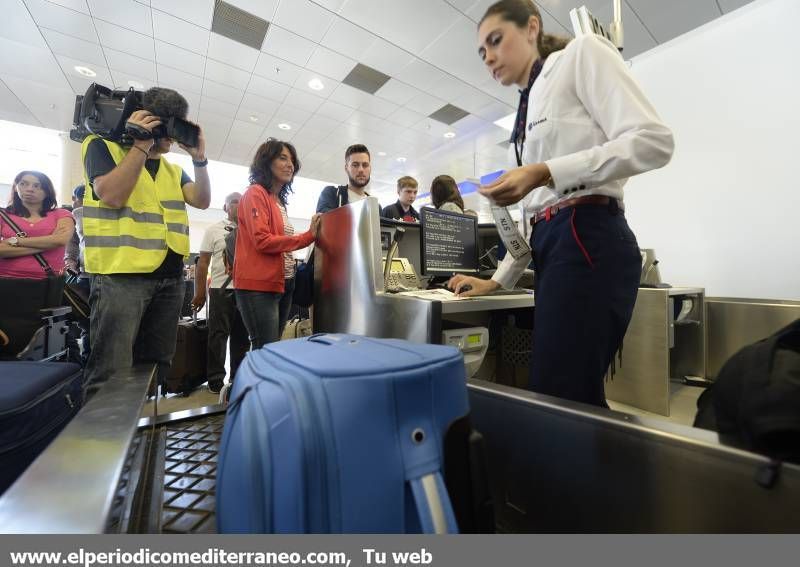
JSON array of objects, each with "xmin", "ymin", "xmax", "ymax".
[{"xmin": 529, "ymin": 202, "xmax": 641, "ymax": 407}]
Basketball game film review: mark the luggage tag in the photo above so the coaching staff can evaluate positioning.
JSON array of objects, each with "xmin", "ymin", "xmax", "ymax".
[
  {"xmin": 463, "ymin": 177, "xmax": 531, "ymax": 261},
  {"xmin": 491, "ymin": 205, "xmax": 531, "ymax": 260}
]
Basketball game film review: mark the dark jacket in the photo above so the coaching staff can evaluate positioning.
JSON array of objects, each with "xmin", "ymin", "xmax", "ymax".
[
  {"xmin": 381, "ymin": 201, "xmax": 419, "ymax": 222},
  {"xmin": 316, "ymin": 185, "xmax": 348, "ymax": 213}
]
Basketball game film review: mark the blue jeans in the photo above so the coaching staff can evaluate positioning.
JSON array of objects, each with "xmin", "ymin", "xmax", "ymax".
[
  {"xmin": 236, "ymin": 289, "xmax": 281, "ymax": 350},
  {"xmin": 529, "ymin": 202, "xmax": 641, "ymax": 407},
  {"xmin": 84, "ymin": 274, "xmax": 185, "ymax": 395}
]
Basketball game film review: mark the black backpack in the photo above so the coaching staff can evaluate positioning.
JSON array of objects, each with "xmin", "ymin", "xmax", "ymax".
[
  {"xmin": 221, "ymin": 224, "xmax": 237, "ymax": 290},
  {"xmin": 695, "ymin": 318, "xmax": 800, "ymax": 464},
  {"xmin": 292, "ymin": 255, "xmax": 314, "ymax": 308}
]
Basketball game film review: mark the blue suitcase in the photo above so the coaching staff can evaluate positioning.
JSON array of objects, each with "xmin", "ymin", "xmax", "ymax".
[
  {"xmin": 0, "ymin": 361, "xmax": 83, "ymax": 494},
  {"xmin": 216, "ymin": 334, "xmax": 469, "ymax": 533}
]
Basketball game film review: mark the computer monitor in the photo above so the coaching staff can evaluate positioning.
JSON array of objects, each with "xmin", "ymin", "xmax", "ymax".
[{"xmin": 420, "ymin": 207, "xmax": 479, "ymax": 276}]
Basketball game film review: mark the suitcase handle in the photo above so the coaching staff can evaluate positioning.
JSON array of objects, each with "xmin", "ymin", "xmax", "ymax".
[
  {"xmin": 306, "ymin": 334, "xmax": 351, "ymax": 346},
  {"xmin": 409, "ymin": 472, "xmax": 459, "ymax": 534}
]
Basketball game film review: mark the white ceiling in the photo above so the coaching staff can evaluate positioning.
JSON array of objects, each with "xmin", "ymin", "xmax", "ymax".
[{"xmin": 1, "ymin": 0, "xmax": 754, "ymax": 197}]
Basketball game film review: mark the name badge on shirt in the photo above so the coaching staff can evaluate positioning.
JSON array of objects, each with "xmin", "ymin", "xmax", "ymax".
[{"xmin": 529, "ymin": 117, "xmax": 547, "ymax": 131}]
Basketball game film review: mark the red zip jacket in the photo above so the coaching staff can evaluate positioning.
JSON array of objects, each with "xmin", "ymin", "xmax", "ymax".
[{"xmin": 233, "ymin": 184, "xmax": 314, "ymax": 293}]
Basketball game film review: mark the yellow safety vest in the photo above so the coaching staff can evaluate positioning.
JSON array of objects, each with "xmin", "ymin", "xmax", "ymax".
[{"xmin": 81, "ymin": 136, "xmax": 190, "ymax": 274}]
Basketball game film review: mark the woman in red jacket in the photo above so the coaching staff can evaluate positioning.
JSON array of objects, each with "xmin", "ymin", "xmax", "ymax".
[{"xmin": 234, "ymin": 139, "xmax": 320, "ymax": 350}]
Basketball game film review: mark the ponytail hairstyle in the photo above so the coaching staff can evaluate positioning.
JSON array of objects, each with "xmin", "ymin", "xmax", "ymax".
[{"xmin": 480, "ymin": 0, "xmax": 570, "ymax": 59}]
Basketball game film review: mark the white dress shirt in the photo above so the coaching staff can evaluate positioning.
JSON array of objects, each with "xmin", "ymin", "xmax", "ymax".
[
  {"xmin": 492, "ymin": 34, "xmax": 674, "ymax": 289},
  {"xmin": 200, "ymin": 219, "xmax": 235, "ymax": 289}
]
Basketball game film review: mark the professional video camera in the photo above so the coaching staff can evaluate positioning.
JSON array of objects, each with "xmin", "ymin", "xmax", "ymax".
[{"xmin": 70, "ymin": 83, "xmax": 199, "ymax": 148}]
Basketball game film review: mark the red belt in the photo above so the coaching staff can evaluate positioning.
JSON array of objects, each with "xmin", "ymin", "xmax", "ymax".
[{"xmin": 530, "ymin": 195, "xmax": 623, "ymax": 226}]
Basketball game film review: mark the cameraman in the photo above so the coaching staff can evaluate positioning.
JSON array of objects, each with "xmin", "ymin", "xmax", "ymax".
[{"xmin": 80, "ymin": 87, "xmax": 210, "ymax": 396}]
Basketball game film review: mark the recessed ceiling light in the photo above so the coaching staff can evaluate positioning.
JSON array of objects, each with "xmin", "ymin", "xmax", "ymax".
[
  {"xmin": 74, "ymin": 66, "xmax": 96, "ymax": 77},
  {"xmin": 308, "ymin": 78, "xmax": 325, "ymax": 91},
  {"xmin": 444, "ymin": 131, "xmax": 456, "ymax": 139},
  {"xmin": 377, "ymin": 151, "xmax": 387, "ymax": 157},
  {"xmin": 127, "ymin": 80, "xmax": 143, "ymax": 89},
  {"xmin": 396, "ymin": 157, "xmax": 406, "ymax": 163},
  {"xmin": 278, "ymin": 123, "xmax": 291, "ymax": 130},
  {"xmin": 249, "ymin": 115, "xmax": 259, "ymax": 122}
]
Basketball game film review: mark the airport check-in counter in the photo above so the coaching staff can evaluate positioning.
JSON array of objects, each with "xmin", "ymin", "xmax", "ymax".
[
  {"xmin": 312, "ymin": 199, "xmax": 534, "ymax": 367},
  {"xmin": 605, "ymin": 286, "xmax": 707, "ymax": 416},
  {"xmin": 3, "ymin": 199, "xmax": 798, "ymax": 533}
]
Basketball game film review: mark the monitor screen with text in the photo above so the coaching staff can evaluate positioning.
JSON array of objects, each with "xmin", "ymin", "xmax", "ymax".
[{"xmin": 420, "ymin": 207, "xmax": 479, "ymax": 276}]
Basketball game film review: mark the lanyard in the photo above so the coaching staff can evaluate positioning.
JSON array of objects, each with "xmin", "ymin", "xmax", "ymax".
[{"xmin": 511, "ymin": 58, "xmax": 544, "ymax": 167}]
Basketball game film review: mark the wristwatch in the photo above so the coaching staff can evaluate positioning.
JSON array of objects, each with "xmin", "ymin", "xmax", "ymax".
[{"xmin": 7, "ymin": 236, "xmax": 19, "ymax": 247}]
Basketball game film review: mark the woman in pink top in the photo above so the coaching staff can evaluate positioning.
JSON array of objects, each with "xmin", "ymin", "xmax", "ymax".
[{"xmin": 0, "ymin": 171, "xmax": 75, "ymax": 280}]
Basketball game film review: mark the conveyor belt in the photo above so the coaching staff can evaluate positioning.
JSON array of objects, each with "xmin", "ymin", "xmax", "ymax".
[
  {"xmin": 160, "ymin": 414, "xmax": 225, "ymax": 533},
  {"xmin": 114, "ymin": 411, "xmax": 226, "ymax": 534}
]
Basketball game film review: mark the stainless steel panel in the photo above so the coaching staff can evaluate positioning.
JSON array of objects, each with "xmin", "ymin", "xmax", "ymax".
[
  {"xmin": 0, "ymin": 365, "xmax": 156, "ymax": 534},
  {"xmin": 468, "ymin": 380, "xmax": 800, "ymax": 533},
  {"xmin": 706, "ymin": 297, "xmax": 800, "ymax": 378},
  {"xmin": 605, "ymin": 288, "xmax": 671, "ymax": 415},
  {"xmin": 136, "ymin": 404, "xmax": 226, "ymax": 428},
  {"xmin": 373, "ymin": 294, "xmax": 439, "ymax": 344},
  {"xmin": 671, "ymin": 291, "xmax": 706, "ymax": 381},
  {"xmin": 314, "ymin": 198, "xmax": 438, "ymax": 343},
  {"xmin": 313, "ymin": 199, "xmax": 533, "ymax": 343},
  {"xmin": 314, "ymin": 198, "xmax": 384, "ymax": 337}
]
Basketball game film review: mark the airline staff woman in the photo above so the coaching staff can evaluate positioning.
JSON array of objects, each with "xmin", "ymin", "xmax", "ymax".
[{"xmin": 450, "ymin": 0, "xmax": 674, "ymax": 407}]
